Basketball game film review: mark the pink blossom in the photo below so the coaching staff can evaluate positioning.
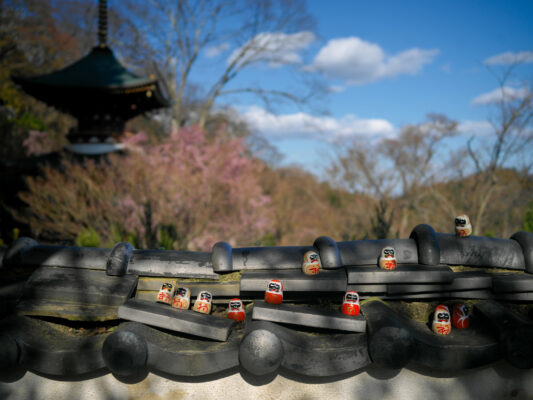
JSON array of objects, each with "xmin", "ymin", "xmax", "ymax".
[
  {"xmin": 23, "ymin": 130, "xmax": 58, "ymax": 156},
  {"xmin": 19, "ymin": 125, "xmax": 273, "ymax": 250}
]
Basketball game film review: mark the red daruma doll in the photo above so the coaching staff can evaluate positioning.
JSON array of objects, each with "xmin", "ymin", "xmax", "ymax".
[
  {"xmin": 264, "ymin": 279, "xmax": 283, "ymax": 304},
  {"xmin": 432, "ymin": 305, "xmax": 452, "ymax": 335},
  {"xmin": 192, "ymin": 291, "xmax": 213, "ymax": 314},
  {"xmin": 227, "ymin": 298, "xmax": 245, "ymax": 322},
  {"xmin": 302, "ymin": 250, "xmax": 321, "ymax": 275},
  {"xmin": 452, "ymin": 304, "xmax": 470, "ymax": 329},
  {"xmin": 156, "ymin": 283, "xmax": 174, "ymax": 305},
  {"xmin": 171, "ymin": 287, "xmax": 191, "ymax": 310},
  {"xmin": 379, "ymin": 247, "xmax": 397, "ymax": 270},
  {"xmin": 341, "ymin": 291, "xmax": 360, "ymax": 316}
]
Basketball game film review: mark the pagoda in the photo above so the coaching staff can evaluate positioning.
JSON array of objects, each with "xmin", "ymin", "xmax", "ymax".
[{"xmin": 12, "ymin": 0, "xmax": 170, "ymax": 155}]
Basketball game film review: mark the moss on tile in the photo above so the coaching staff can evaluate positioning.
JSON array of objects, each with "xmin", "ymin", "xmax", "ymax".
[
  {"xmin": 450, "ymin": 265, "xmax": 524, "ymax": 274},
  {"xmin": 178, "ymin": 270, "xmax": 242, "ymax": 282}
]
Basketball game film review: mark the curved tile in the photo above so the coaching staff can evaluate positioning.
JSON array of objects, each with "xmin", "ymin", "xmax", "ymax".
[
  {"xmin": 410, "ymin": 224, "xmax": 440, "ymax": 266},
  {"xmin": 437, "ymin": 233, "xmax": 525, "ymax": 269},
  {"xmin": 362, "ymin": 299, "xmax": 500, "ymax": 371},
  {"xmin": 243, "ymin": 320, "xmax": 370, "ymax": 377},
  {"xmin": 314, "ymin": 236, "xmax": 342, "ymax": 269},
  {"xmin": 0, "ymin": 315, "xmax": 108, "ymax": 376},
  {"xmin": 511, "ymin": 231, "xmax": 533, "ymax": 274},
  {"xmin": 109, "ymin": 322, "xmax": 243, "ymax": 377},
  {"xmin": 475, "ymin": 300, "xmax": 533, "ymax": 369},
  {"xmin": 338, "ymin": 239, "xmax": 418, "ymax": 266},
  {"xmin": 106, "ymin": 242, "xmax": 134, "ymax": 276}
]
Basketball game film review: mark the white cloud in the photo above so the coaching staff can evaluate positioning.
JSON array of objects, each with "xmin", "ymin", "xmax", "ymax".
[
  {"xmin": 241, "ymin": 106, "xmax": 395, "ymax": 141},
  {"xmin": 327, "ymin": 85, "xmax": 346, "ymax": 93},
  {"xmin": 227, "ymin": 31, "xmax": 316, "ymax": 68},
  {"xmin": 204, "ymin": 42, "xmax": 231, "ymax": 58},
  {"xmin": 457, "ymin": 120, "xmax": 493, "ymax": 136},
  {"xmin": 311, "ymin": 37, "xmax": 439, "ymax": 85},
  {"xmin": 484, "ymin": 51, "xmax": 533, "ymax": 65},
  {"xmin": 471, "ymin": 86, "xmax": 530, "ymax": 105}
]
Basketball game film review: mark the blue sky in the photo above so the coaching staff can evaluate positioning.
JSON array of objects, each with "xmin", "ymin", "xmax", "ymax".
[{"xmin": 190, "ymin": 0, "xmax": 533, "ymax": 176}]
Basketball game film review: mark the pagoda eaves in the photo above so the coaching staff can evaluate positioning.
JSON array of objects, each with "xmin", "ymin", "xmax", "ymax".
[{"xmin": 13, "ymin": 46, "xmax": 170, "ymax": 120}]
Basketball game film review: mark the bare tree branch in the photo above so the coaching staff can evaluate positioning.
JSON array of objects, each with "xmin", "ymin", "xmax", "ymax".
[
  {"xmin": 465, "ymin": 62, "xmax": 532, "ymax": 234},
  {"xmin": 114, "ymin": 0, "xmax": 319, "ymax": 130}
]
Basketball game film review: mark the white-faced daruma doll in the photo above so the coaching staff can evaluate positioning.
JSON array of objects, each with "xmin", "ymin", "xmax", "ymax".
[
  {"xmin": 432, "ymin": 304, "xmax": 452, "ymax": 335},
  {"xmin": 171, "ymin": 286, "xmax": 191, "ymax": 310},
  {"xmin": 302, "ymin": 250, "xmax": 321, "ymax": 275},
  {"xmin": 156, "ymin": 282, "xmax": 174, "ymax": 305},
  {"xmin": 455, "ymin": 214, "xmax": 472, "ymax": 237},
  {"xmin": 341, "ymin": 291, "xmax": 360, "ymax": 316},
  {"xmin": 227, "ymin": 298, "xmax": 245, "ymax": 322},
  {"xmin": 379, "ymin": 246, "xmax": 397, "ymax": 270},
  {"xmin": 264, "ymin": 279, "xmax": 283, "ymax": 304},
  {"xmin": 192, "ymin": 290, "xmax": 213, "ymax": 314}
]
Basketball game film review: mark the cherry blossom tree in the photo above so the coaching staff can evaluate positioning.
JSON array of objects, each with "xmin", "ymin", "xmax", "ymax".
[{"xmin": 17, "ymin": 125, "xmax": 272, "ymax": 250}]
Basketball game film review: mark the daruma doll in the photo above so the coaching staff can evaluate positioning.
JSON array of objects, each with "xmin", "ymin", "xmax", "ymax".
[
  {"xmin": 171, "ymin": 286, "xmax": 191, "ymax": 310},
  {"xmin": 452, "ymin": 304, "xmax": 470, "ymax": 329},
  {"xmin": 227, "ymin": 298, "xmax": 245, "ymax": 322},
  {"xmin": 156, "ymin": 283, "xmax": 174, "ymax": 305},
  {"xmin": 302, "ymin": 250, "xmax": 321, "ymax": 275},
  {"xmin": 264, "ymin": 279, "xmax": 283, "ymax": 304},
  {"xmin": 192, "ymin": 290, "xmax": 213, "ymax": 314},
  {"xmin": 341, "ymin": 291, "xmax": 360, "ymax": 316},
  {"xmin": 379, "ymin": 247, "xmax": 397, "ymax": 270},
  {"xmin": 432, "ymin": 304, "xmax": 452, "ymax": 335},
  {"xmin": 455, "ymin": 214, "xmax": 472, "ymax": 238}
]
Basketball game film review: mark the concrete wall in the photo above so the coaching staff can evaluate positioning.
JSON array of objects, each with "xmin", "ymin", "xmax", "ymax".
[{"xmin": 1, "ymin": 362, "xmax": 532, "ymax": 400}]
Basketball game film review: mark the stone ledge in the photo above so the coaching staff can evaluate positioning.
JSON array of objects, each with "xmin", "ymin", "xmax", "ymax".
[
  {"xmin": 252, "ymin": 300, "xmax": 366, "ymax": 332},
  {"xmin": 127, "ymin": 250, "xmax": 218, "ymax": 279},
  {"xmin": 387, "ymin": 272, "xmax": 492, "ymax": 295},
  {"xmin": 492, "ymin": 273, "xmax": 533, "ymax": 293},
  {"xmin": 135, "ymin": 290, "xmax": 234, "ymax": 305},
  {"xmin": 137, "ymin": 279, "xmax": 239, "ymax": 296},
  {"xmin": 346, "ymin": 264, "xmax": 454, "ymax": 284},
  {"xmin": 240, "ymin": 269, "xmax": 347, "ymax": 292},
  {"xmin": 16, "ymin": 266, "xmax": 138, "ymax": 321},
  {"xmin": 347, "ymin": 284, "xmax": 387, "ymax": 294},
  {"xmin": 118, "ymin": 299, "xmax": 235, "ymax": 341},
  {"xmin": 19, "ymin": 266, "xmax": 138, "ymax": 306}
]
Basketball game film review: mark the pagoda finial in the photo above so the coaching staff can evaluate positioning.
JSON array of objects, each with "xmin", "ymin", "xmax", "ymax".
[{"xmin": 98, "ymin": 0, "xmax": 107, "ymax": 47}]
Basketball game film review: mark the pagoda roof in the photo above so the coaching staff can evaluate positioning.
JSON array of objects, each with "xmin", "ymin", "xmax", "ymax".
[
  {"xmin": 12, "ymin": 46, "xmax": 171, "ymax": 117},
  {"xmin": 14, "ymin": 46, "xmax": 157, "ymax": 90}
]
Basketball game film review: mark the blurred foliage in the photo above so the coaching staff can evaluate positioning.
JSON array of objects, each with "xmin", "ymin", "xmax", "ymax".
[
  {"xmin": 330, "ymin": 115, "xmax": 533, "ymax": 239},
  {"xmin": 257, "ymin": 166, "xmax": 374, "ymax": 244},
  {"xmin": 0, "ymin": 0, "xmax": 82, "ymax": 160},
  {"xmin": 523, "ymin": 202, "xmax": 533, "ymax": 233},
  {"xmin": 15, "ymin": 126, "xmax": 272, "ymax": 250},
  {"xmin": 158, "ymin": 224, "xmax": 179, "ymax": 251},
  {"xmin": 0, "ymin": 228, "xmax": 19, "ymax": 247},
  {"xmin": 75, "ymin": 227, "xmax": 101, "ymax": 247},
  {"xmin": 370, "ymin": 200, "xmax": 396, "ymax": 240}
]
